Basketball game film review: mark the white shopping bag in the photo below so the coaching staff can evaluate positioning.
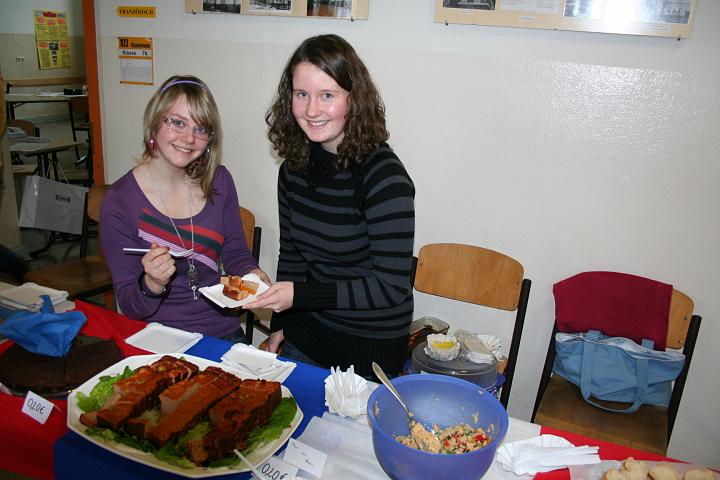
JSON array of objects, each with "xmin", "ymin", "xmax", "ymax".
[{"xmin": 18, "ymin": 175, "xmax": 87, "ymax": 235}]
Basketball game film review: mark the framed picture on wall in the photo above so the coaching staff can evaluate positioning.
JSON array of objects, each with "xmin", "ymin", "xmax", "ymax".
[
  {"xmin": 249, "ymin": 0, "xmax": 292, "ymax": 15},
  {"xmin": 435, "ymin": 0, "xmax": 696, "ymax": 39},
  {"xmin": 196, "ymin": 0, "xmax": 243, "ymax": 14},
  {"xmin": 186, "ymin": 0, "xmax": 368, "ymax": 19},
  {"xmin": 306, "ymin": 0, "xmax": 353, "ymax": 18}
]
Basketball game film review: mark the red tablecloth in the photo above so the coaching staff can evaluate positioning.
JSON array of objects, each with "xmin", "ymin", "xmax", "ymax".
[
  {"xmin": 0, "ymin": 301, "xmax": 148, "ymax": 480},
  {"xmin": 536, "ymin": 426, "xmax": 679, "ymax": 479}
]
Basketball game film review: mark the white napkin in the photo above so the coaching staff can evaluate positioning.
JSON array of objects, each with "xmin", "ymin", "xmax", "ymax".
[
  {"xmin": 496, "ymin": 434, "xmax": 600, "ymax": 475},
  {"xmin": 324, "ymin": 366, "xmax": 370, "ymax": 419},
  {"xmin": 220, "ymin": 343, "xmax": 296, "ymax": 383}
]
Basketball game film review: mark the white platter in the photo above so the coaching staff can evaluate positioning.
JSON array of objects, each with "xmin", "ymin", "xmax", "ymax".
[
  {"xmin": 67, "ymin": 353, "xmax": 304, "ymax": 478},
  {"xmin": 199, "ymin": 274, "xmax": 270, "ymax": 308}
]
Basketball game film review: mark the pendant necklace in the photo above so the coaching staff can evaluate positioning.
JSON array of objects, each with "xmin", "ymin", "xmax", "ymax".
[{"xmin": 147, "ymin": 165, "xmax": 199, "ymax": 300}]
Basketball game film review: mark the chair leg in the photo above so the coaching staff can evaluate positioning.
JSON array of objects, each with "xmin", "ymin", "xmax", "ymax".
[
  {"xmin": 103, "ymin": 291, "xmax": 115, "ymax": 311},
  {"xmin": 245, "ymin": 311, "xmax": 255, "ymax": 345}
]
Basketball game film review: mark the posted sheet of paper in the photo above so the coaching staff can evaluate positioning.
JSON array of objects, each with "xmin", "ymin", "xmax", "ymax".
[{"xmin": 118, "ymin": 36, "xmax": 153, "ymax": 85}]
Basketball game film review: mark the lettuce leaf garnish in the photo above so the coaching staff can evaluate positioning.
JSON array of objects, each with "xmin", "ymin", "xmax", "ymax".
[{"xmin": 76, "ymin": 366, "xmax": 136, "ymax": 412}]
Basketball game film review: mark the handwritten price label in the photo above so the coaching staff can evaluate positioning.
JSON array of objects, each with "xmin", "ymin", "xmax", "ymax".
[
  {"xmin": 21, "ymin": 390, "xmax": 54, "ymax": 425},
  {"xmin": 282, "ymin": 439, "xmax": 327, "ymax": 479},
  {"xmin": 252, "ymin": 455, "xmax": 298, "ymax": 480}
]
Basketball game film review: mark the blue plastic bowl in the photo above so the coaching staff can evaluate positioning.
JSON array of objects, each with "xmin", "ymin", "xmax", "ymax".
[{"xmin": 367, "ymin": 374, "xmax": 508, "ymax": 480}]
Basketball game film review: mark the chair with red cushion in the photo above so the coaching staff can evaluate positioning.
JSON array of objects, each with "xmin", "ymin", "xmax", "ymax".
[{"xmin": 531, "ymin": 271, "xmax": 701, "ymax": 455}]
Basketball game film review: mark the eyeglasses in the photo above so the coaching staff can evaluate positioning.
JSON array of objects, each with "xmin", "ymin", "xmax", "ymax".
[{"xmin": 163, "ymin": 117, "xmax": 214, "ymax": 141}]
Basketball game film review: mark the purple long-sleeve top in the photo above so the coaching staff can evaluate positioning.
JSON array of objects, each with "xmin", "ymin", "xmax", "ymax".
[{"xmin": 100, "ymin": 166, "xmax": 258, "ymax": 337}]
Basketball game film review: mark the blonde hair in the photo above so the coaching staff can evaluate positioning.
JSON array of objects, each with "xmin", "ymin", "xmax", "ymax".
[{"xmin": 141, "ymin": 75, "xmax": 221, "ymax": 198}]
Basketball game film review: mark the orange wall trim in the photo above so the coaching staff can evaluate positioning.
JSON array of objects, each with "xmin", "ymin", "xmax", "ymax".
[{"xmin": 82, "ymin": 0, "xmax": 104, "ymax": 185}]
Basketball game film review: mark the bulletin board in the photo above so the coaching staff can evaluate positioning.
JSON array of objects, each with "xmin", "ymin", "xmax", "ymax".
[
  {"xmin": 185, "ymin": 0, "xmax": 367, "ymax": 20},
  {"xmin": 435, "ymin": 0, "xmax": 696, "ymax": 39}
]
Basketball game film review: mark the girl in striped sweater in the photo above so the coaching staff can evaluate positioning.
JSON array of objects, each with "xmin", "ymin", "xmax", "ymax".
[{"xmin": 244, "ymin": 35, "xmax": 415, "ymax": 377}]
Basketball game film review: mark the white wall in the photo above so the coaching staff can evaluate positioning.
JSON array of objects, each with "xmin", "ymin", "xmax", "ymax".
[
  {"xmin": 0, "ymin": 0, "xmax": 83, "ymax": 36},
  {"xmin": 93, "ymin": 0, "xmax": 720, "ymax": 466}
]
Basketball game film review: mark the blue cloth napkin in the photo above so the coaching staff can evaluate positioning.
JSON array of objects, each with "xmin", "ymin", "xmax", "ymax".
[{"xmin": 0, "ymin": 295, "xmax": 87, "ymax": 357}]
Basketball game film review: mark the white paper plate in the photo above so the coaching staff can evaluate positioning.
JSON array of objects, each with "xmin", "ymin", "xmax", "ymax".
[
  {"xmin": 124, "ymin": 323, "xmax": 203, "ymax": 353},
  {"xmin": 199, "ymin": 273, "xmax": 269, "ymax": 308},
  {"xmin": 67, "ymin": 353, "xmax": 304, "ymax": 478},
  {"xmin": 496, "ymin": 434, "xmax": 575, "ymax": 465},
  {"xmin": 0, "ymin": 282, "xmax": 68, "ymax": 311}
]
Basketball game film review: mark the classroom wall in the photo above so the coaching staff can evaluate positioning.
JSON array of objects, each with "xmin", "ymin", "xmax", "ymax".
[
  {"xmin": 92, "ymin": 0, "xmax": 718, "ymax": 467},
  {"xmin": 0, "ymin": 0, "xmax": 85, "ymax": 118}
]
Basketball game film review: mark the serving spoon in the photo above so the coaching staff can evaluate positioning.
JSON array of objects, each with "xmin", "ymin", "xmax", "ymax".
[{"xmin": 372, "ymin": 361, "xmax": 413, "ymax": 419}]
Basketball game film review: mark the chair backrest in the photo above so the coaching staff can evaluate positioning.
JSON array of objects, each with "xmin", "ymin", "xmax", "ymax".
[
  {"xmin": 414, "ymin": 243, "xmax": 524, "ymax": 309},
  {"xmin": 80, "ymin": 184, "xmax": 109, "ymax": 258},
  {"xmin": 87, "ymin": 184, "xmax": 108, "ymax": 223},
  {"xmin": 238, "ymin": 206, "xmax": 263, "ymax": 345},
  {"xmin": 413, "ymin": 243, "xmax": 531, "ymax": 407},
  {"xmin": 239, "ymin": 206, "xmax": 261, "ymax": 260},
  {"xmin": 71, "ymin": 95, "xmax": 90, "ymax": 117},
  {"xmin": 8, "ymin": 119, "xmax": 39, "ymax": 137},
  {"xmin": 667, "ymin": 288, "xmax": 694, "ymax": 349}
]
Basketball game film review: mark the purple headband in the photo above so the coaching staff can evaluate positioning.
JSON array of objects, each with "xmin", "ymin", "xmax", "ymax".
[{"xmin": 160, "ymin": 79, "xmax": 207, "ymax": 93}]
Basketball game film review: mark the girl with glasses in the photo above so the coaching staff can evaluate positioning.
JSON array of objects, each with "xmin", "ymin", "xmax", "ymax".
[
  {"xmin": 100, "ymin": 75, "xmax": 270, "ymax": 341},
  {"xmin": 243, "ymin": 35, "xmax": 416, "ymax": 378}
]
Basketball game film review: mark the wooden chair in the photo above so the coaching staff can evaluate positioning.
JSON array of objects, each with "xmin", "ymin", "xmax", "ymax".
[
  {"xmin": 531, "ymin": 272, "xmax": 702, "ymax": 455},
  {"xmin": 7, "ymin": 119, "xmax": 40, "ymax": 137},
  {"xmin": 24, "ymin": 185, "xmax": 114, "ymax": 308},
  {"xmin": 239, "ymin": 206, "xmax": 263, "ymax": 344},
  {"xmin": 412, "ymin": 243, "xmax": 532, "ymax": 408}
]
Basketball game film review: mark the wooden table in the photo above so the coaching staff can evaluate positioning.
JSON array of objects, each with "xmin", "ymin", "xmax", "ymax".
[
  {"xmin": 5, "ymin": 93, "xmax": 85, "ymax": 120},
  {"xmin": 10, "ymin": 138, "xmax": 85, "ymax": 178}
]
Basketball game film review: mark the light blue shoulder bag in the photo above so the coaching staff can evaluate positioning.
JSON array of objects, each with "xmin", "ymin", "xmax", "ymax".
[{"xmin": 553, "ymin": 330, "xmax": 685, "ymax": 413}]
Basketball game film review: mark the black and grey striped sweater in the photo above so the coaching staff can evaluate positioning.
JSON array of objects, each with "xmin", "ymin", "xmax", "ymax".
[{"xmin": 270, "ymin": 143, "xmax": 415, "ymax": 376}]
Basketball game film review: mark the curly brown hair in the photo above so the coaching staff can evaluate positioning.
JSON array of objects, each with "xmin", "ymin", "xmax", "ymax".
[{"xmin": 265, "ymin": 34, "xmax": 389, "ymax": 171}]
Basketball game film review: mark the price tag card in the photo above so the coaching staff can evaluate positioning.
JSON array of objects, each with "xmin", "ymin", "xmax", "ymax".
[
  {"xmin": 22, "ymin": 391, "xmax": 54, "ymax": 425},
  {"xmin": 282, "ymin": 438, "xmax": 327, "ymax": 479},
  {"xmin": 251, "ymin": 455, "xmax": 298, "ymax": 480}
]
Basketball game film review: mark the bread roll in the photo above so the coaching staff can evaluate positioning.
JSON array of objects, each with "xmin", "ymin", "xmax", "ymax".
[
  {"xmin": 684, "ymin": 469, "xmax": 717, "ymax": 480},
  {"xmin": 602, "ymin": 469, "xmax": 628, "ymax": 480},
  {"xmin": 649, "ymin": 465, "xmax": 682, "ymax": 480},
  {"xmin": 622, "ymin": 457, "xmax": 650, "ymax": 480}
]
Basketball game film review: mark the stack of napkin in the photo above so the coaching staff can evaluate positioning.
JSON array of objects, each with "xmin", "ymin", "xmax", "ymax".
[
  {"xmin": 496, "ymin": 434, "xmax": 600, "ymax": 476},
  {"xmin": 324, "ymin": 366, "xmax": 370, "ymax": 419},
  {"xmin": 220, "ymin": 343, "xmax": 296, "ymax": 383}
]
